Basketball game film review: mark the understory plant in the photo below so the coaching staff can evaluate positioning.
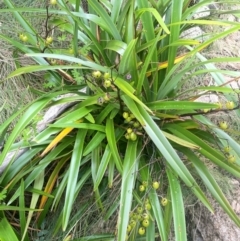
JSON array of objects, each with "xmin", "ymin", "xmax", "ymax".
[{"xmin": 0, "ymin": 0, "xmax": 240, "ymax": 240}]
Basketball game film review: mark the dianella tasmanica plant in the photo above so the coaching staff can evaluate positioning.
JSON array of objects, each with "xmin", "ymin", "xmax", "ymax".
[{"xmin": 0, "ymin": 0, "xmax": 240, "ymax": 240}]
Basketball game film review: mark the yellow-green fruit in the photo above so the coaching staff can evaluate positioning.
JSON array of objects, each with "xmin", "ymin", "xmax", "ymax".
[
  {"xmin": 133, "ymin": 121, "xmax": 140, "ymax": 128},
  {"xmin": 130, "ymin": 220, "xmax": 136, "ymax": 227},
  {"xmin": 92, "ymin": 71, "xmax": 102, "ymax": 78},
  {"xmin": 152, "ymin": 181, "xmax": 160, "ymax": 190},
  {"xmin": 145, "ymin": 203, "xmax": 151, "ymax": 210},
  {"xmin": 138, "ymin": 227, "xmax": 145, "ymax": 235},
  {"xmin": 130, "ymin": 113, "xmax": 135, "ymax": 119},
  {"xmin": 104, "ymin": 79, "xmax": 111, "ymax": 88},
  {"xmin": 19, "ymin": 33, "xmax": 24, "ymax": 40},
  {"xmin": 137, "ymin": 207, "xmax": 143, "ymax": 214},
  {"xmin": 224, "ymin": 146, "xmax": 231, "ymax": 153},
  {"xmin": 216, "ymin": 102, "xmax": 222, "ymax": 109},
  {"xmin": 227, "ymin": 154, "xmax": 236, "ymax": 163},
  {"xmin": 127, "ymin": 225, "xmax": 132, "ymax": 233},
  {"xmin": 144, "ymin": 198, "xmax": 149, "ymax": 203},
  {"xmin": 46, "ymin": 36, "xmax": 53, "ymax": 45},
  {"xmin": 226, "ymin": 101, "xmax": 234, "ymax": 110},
  {"xmin": 104, "ymin": 72, "xmax": 110, "ymax": 79},
  {"xmin": 139, "ymin": 185, "xmax": 145, "ymax": 192},
  {"xmin": 125, "ymin": 117, "xmax": 132, "ymax": 123},
  {"xmin": 203, "ymin": 109, "xmax": 209, "ymax": 113},
  {"xmin": 127, "ymin": 128, "xmax": 133, "ymax": 134},
  {"xmin": 123, "ymin": 112, "xmax": 129, "ymax": 119},
  {"xmin": 22, "ymin": 35, "xmax": 28, "ymax": 42},
  {"xmin": 142, "ymin": 212, "xmax": 150, "ymax": 220},
  {"xmin": 50, "ymin": 0, "xmax": 57, "ymax": 4},
  {"xmin": 219, "ymin": 121, "xmax": 228, "ymax": 130},
  {"xmin": 125, "ymin": 133, "xmax": 130, "ymax": 140},
  {"xmin": 103, "ymin": 93, "xmax": 110, "ymax": 102},
  {"xmin": 130, "ymin": 132, "xmax": 137, "ymax": 141},
  {"xmin": 142, "ymin": 181, "xmax": 148, "ymax": 187},
  {"xmin": 142, "ymin": 219, "xmax": 150, "ymax": 227},
  {"xmin": 68, "ymin": 48, "xmax": 74, "ymax": 54},
  {"xmin": 161, "ymin": 198, "xmax": 168, "ymax": 206}
]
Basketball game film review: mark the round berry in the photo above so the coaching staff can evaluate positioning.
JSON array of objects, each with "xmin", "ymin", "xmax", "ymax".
[
  {"xmin": 227, "ymin": 154, "xmax": 236, "ymax": 163},
  {"xmin": 22, "ymin": 35, "xmax": 28, "ymax": 42},
  {"xmin": 103, "ymin": 72, "xmax": 110, "ymax": 79},
  {"xmin": 137, "ymin": 207, "xmax": 143, "ymax": 214},
  {"xmin": 216, "ymin": 102, "xmax": 222, "ymax": 109},
  {"xmin": 46, "ymin": 36, "xmax": 53, "ymax": 45},
  {"xmin": 130, "ymin": 132, "xmax": 137, "ymax": 141},
  {"xmin": 127, "ymin": 225, "xmax": 132, "ymax": 233},
  {"xmin": 145, "ymin": 203, "xmax": 151, "ymax": 210},
  {"xmin": 130, "ymin": 220, "xmax": 136, "ymax": 227},
  {"xmin": 92, "ymin": 71, "xmax": 102, "ymax": 78},
  {"xmin": 138, "ymin": 227, "xmax": 145, "ymax": 235},
  {"xmin": 142, "ymin": 181, "xmax": 148, "ymax": 187},
  {"xmin": 127, "ymin": 128, "xmax": 133, "ymax": 134},
  {"xmin": 139, "ymin": 185, "xmax": 145, "ymax": 192},
  {"xmin": 203, "ymin": 109, "xmax": 209, "ymax": 113},
  {"xmin": 142, "ymin": 212, "xmax": 149, "ymax": 220},
  {"xmin": 129, "ymin": 113, "xmax": 135, "ymax": 119},
  {"xmin": 123, "ymin": 112, "xmax": 129, "ymax": 119},
  {"xmin": 50, "ymin": 0, "xmax": 57, "ymax": 4},
  {"xmin": 103, "ymin": 93, "xmax": 110, "ymax": 102},
  {"xmin": 224, "ymin": 146, "xmax": 231, "ymax": 153},
  {"xmin": 104, "ymin": 79, "xmax": 111, "ymax": 88},
  {"xmin": 142, "ymin": 219, "xmax": 150, "ymax": 227},
  {"xmin": 133, "ymin": 121, "xmax": 140, "ymax": 128},
  {"xmin": 226, "ymin": 101, "xmax": 234, "ymax": 110},
  {"xmin": 125, "ymin": 117, "xmax": 132, "ymax": 123},
  {"xmin": 152, "ymin": 181, "xmax": 160, "ymax": 190},
  {"xmin": 125, "ymin": 133, "xmax": 130, "ymax": 140},
  {"xmin": 219, "ymin": 121, "xmax": 228, "ymax": 130},
  {"xmin": 161, "ymin": 198, "xmax": 168, "ymax": 206}
]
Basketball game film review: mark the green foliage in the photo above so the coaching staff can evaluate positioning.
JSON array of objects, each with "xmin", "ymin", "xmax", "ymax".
[{"xmin": 0, "ymin": 0, "xmax": 240, "ymax": 240}]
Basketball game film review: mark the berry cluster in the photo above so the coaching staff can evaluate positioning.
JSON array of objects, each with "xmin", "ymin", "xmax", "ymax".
[
  {"xmin": 125, "ymin": 180, "xmax": 168, "ymax": 240},
  {"xmin": 122, "ymin": 112, "xmax": 142, "ymax": 141},
  {"xmin": 92, "ymin": 71, "xmax": 113, "ymax": 89}
]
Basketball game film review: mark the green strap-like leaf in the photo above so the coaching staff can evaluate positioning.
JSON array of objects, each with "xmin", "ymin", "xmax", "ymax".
[
  {"xmin": 183, "ymin": 148, "xmax": 240, "ymax": 227},
  {"xmin": 166, "ymin": 169, "xmax": 187, "ymax": 241},
  {"xmin": 106, "ymin": 118, "xmax": 123, "ymax": 173},
  {"xmin": 62, "ymin": 129, "xmax": 87, "ymax": 231},
  {"xmin": 117, "ymin": 140, "xmax": 138, "ymax": 241},
  {"xmin": 137, "ymin": 104, "xmax": 213, "ymax": 212}
]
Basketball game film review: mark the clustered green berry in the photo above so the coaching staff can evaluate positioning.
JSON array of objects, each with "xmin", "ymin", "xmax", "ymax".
[
  {"xmin": 161, "ymin": 197, "xmax": 168, "ymax": 206},
  {"xmin": 227, "ymin": 154, "xmax": 236, "ymax": 163},
  {"xmin": 19, "ymin": 33, "xmax": 28, "ymax": 42},
  {"xmin": 122, "ymin": 111, "xmax": 142, "ymax": 141},
  {"xmin": 219, "ymin": 121, "xmax": 228, "ymax": 130},
  {"xmin": 226, "ymin": 101, "xmax": 234, "ymax": 110},
  {"xmin": 45, "ymin": 36, "xmax": 53, "ymax": 45}
]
